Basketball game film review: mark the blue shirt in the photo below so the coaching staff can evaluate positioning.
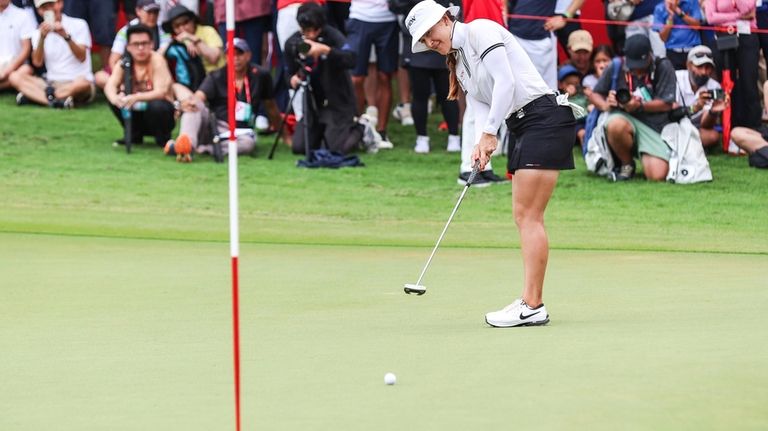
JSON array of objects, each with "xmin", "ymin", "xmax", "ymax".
[
  {"xmin": 508, "ymin": 0, "xmax": 556, "ymax": 41},
  {"xmin": 652, "ymin": 0, "xmax": 702, "ymax": 50},
  {"xmin": 630, "ymin": 0, "xmax": 662, "ymax": 20}
]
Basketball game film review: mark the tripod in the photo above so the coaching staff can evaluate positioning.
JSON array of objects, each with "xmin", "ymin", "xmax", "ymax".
[
  {"xmin": 120, "ymin": 53, "xmax": 133, "ymax": 154},
  {"xmin": 267, "ymin": 62, "xmax": 322, "ymax": 161}
]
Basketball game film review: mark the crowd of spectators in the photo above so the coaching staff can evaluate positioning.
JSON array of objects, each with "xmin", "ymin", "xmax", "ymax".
[{"xmin": 1, "ymin": 0, "xmax": 766, "ymax": 176}]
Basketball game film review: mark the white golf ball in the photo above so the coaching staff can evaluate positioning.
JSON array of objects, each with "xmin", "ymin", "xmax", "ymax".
[{"xmin": 384, "ymin": 372, "xmax": 396, "ymax": 385}]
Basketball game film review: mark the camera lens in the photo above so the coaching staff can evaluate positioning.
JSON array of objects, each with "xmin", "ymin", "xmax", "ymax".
[{"xmin": 616, "ymin": 89, "xmax": 631, "ymax": 105}]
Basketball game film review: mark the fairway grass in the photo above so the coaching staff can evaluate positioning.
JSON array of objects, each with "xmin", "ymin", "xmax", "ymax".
[{"xmin": 2, "ymin": 233, "xmax": 766, "ymax": 430}]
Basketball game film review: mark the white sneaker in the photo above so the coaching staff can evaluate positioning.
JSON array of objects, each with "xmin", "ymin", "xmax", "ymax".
[
  {"xmin": 728, "ymin": 139, "xmax": 746, "ymax": 155},
  {"xmin": 359, "ymin": 115, "xmax": 380, "ymax": 153},
  {"xmin": 255, "ymin": 115, "xmax": 269, "ymax": 132},
  {"xmin": 446, "ymin": 134, "xmax": 461, "ymax": 152},
  {"xmin": 393, "ymin": 103, "xmax": 414, "ymax": 126},
  {"xmin": 377, "ymin": 135, "xmax": 394, "ymax": 150},
  {"xmin": 485, "ymin": 299, "xmax": 549, "ymax": 327},
  {"xmin": 414, "ymin": 135, "xmax": 430, "ymax": 153}
]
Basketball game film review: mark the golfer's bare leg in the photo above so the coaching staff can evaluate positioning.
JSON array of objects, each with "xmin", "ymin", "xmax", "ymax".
[{"xmin": 513, "ymin": 169, "xmax": 559, "ymax": 308}]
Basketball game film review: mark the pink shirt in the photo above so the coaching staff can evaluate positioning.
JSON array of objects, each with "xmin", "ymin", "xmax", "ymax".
[
  {"xmin": 214, "ymin": 0, "xmax": 271, "ymax": 24},
  {"xmin": 705, "ymin": 0, "xmax": 756, "ymax": 27},
  {"xmin": 277, "ymin": 0, "xmax": 325, "ymax": 10}
]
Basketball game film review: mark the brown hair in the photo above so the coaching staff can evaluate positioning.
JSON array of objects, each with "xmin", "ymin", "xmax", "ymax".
[
  {"xmin": 446, "ymin": 53, "xmax": 459, "ymax": 101},
  {"xmin": 444, "ymin": 12, "xmax": 460, "ymax": 101}
]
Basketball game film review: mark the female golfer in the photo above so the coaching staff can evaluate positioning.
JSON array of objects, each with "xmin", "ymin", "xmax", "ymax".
[{"xmin": 406, "ymin": 0, "xmax": 576, "ymax": 327}]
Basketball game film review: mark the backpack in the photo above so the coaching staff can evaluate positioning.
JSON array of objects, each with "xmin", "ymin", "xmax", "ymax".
[
  {"xmin": 165, "ymin": 42, "xmax": 206, "ymax": 91},
  {"xmin": 661, "ymin": 117, "xmax": 713, "ymax": 184},
  {"xmin": 584, "ymin": 58, "xmax": 622, "ymax": 176}
]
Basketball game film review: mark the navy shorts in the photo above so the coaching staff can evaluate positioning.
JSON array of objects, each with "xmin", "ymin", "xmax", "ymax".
[
  {"xmin": 506, "ymin": 94, "xmax": 576, "ymax": 174},
  {"xmin": 345, "ymin": 18, "xmax": 399, "ymax": 76},
  {"xmin": 64, "ymin": 0, "xmax": 116, "ymax": 47}
]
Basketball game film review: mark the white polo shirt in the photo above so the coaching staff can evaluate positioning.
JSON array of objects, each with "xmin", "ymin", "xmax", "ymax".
[
  {"xmin": 31, "ymin": 14, "xmax": 93, "ymax": 82},
  {"xmin": 451, "ymin": 20, "xmax": 552, "ymax": 136},
  {"xmin": 674, "ymin": 69, "xmax": 721, "ymax": 108},
  {"xmin": 0, "ymin": 4, "xmax": 37, "ymax": 66},
  {"xmin": 349, "ymin": 0, "xmax": 396, "ymax": 23}
]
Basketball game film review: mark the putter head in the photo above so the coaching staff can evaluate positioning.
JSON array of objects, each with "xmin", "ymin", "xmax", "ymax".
[{"xmin": 404, "ymin": 283, "xmax": 426, "ymax": 295}]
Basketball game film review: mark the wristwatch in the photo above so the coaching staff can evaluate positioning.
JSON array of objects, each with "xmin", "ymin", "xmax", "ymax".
[
  {"xmin": 64, "ymin": 33, "xmax": 72, "ymax": 42},
  {"xmin": 677, "ymin": 11, "xmax": 686, "ymax": 19}
]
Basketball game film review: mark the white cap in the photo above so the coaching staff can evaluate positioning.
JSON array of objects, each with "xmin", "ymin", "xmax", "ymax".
[{"xmin": 405, "ymin": 0, "xmax": 460, "ymax": 53}]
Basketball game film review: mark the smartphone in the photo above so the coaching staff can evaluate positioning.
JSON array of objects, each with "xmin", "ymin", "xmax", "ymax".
[
  {"xmin": 710, "ymin": 89, "xmax": 725, "ymax": 101},
  {"xmin": 43, "ymin": 10, "xmax": 55, "ymax": 25}
]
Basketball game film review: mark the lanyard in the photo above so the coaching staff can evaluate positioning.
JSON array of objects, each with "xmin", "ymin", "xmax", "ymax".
[{"xmin": 235, "ymin": 75, "xmax": 251, "ymax": 104}]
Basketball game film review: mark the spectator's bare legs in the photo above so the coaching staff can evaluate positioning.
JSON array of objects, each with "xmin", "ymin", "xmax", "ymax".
[
  {"xmin": 352, "ymin": 75, "xmax": 366, "ymax": 114},
  {"xmin": 512, "ymin": 169, "xmax": 559, "ymax": 308},
  {"xmin": 763, "ymin": 81, "xmax": 768, "ymax": 121},
  {"xmin": 9, "ymin": 73, "xmax": 49, "ymax": 105},
  {"xmin": 641, "ymin": 155, "xmax": 669, "ymax": 181},
  {"xmin": 364, "ymin": 63, "xmax": 377, "ymax": 107},
  {"xmin": 732, "ymin": 127, "xmax": 768, "ymax": 154},
  {"xmin": 605, "ymin": 116, "xmax": 634, "ymax": 163},
  {"xmin": 376, "ymin": 70, "xmax": 392, "ymax": 132},
  {"xmin": 1, "ymin": 64, "xmax": 31, "ymax": 90},
  {"xmin": 53, "ymin": 77, "xmax": 92, "ymax": 101},
  {"xmin": 699, "ymin": 128, "xmax": 721, "ymax": 148},
  {"xmin": 173, "ymin": 83, "xmax": 204, "ymax": 148}
]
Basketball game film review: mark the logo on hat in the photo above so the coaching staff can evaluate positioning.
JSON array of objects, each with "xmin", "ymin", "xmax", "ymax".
[{"xmin": 406, "ymin": 15, "xmax": 417, "ymax": 31}]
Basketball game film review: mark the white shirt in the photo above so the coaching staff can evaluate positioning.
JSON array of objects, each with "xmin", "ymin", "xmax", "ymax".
[
  {"xmin": 0, "ymin": 4, "xmax": 37, "ymax": 66},
  {"xmin": 452, "ymin": 20, "xmax": 552, "ymax": 137},
  {"xmin": 112, "ymin": 18, "xmax": 171, "ymax": 55},
  {"xmin": 349, "ymin": 0, "xmax": 396, "ymax": 23},
  {"xmin": 675, "ymin": 69, "xmax": 720, "ymax": 120},
  {"xmin": 31, "ymin": 14, "xmax": 93, "ymax": 82},
  {"xmin": 555, "ymin": 0, "xmax": 579, "ymax": 14}
]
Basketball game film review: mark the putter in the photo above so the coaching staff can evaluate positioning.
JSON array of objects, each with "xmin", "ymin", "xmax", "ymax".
[{"xmin": 404, "ymin": 161, "xmax": 481, "ymax": 295}]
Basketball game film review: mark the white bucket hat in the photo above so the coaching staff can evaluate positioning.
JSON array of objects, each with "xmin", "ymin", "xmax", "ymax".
[{"xmin": 405, "ymin": 0, "xmax": 460, "ymax": 53}]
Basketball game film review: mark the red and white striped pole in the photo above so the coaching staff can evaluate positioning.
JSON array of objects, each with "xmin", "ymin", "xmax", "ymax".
[{"xmin": 225, "ymin": 0, "xmax": 241, "ymax": 430}]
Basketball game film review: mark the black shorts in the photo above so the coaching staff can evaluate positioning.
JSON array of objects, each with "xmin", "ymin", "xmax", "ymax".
[{"xmin": 506, "ymin": 94, "xmax": 576, "ymax": 174}]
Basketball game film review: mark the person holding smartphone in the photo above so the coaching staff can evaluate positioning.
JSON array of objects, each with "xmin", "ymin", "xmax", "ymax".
[
  {"xmin": 674, "ymin": 45, "xmax": 726, "ymax": 148},
  {"xmin": 9, "ymin": 0, "xmax": 94, "ymax": 108}
]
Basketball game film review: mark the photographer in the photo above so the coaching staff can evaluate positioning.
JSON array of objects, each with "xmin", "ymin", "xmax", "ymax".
[
  {"xmin": 104, "ymin": 24, "xmax": 175, "ymax": 148},
  {"xmin": 284, "ymin": 2, "xmax": 361, "ymax": 155},
  {"xmin": 590, "ymin": 34, "xmax": 676, "ymax": 181},
  {"xmin": 674, "ymin": 45, "xmax": 725, "ymax": 148}
]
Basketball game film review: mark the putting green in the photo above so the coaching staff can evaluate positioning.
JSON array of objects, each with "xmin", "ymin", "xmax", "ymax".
[{"xmin": 1, "ymin": 233, "xmax": 766, "ymax": 430}]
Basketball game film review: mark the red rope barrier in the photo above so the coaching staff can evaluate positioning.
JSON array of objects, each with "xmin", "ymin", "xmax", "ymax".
[{"xmin": 505, "ymin": 13, "xmax": 768, "ymax": 35}]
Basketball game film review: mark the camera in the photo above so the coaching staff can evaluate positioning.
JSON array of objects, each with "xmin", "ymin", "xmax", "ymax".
[
  {"xmin": 668, "ymin": 106, "xmax": 688, "ymax": 122},
  {"xmin": 709, "ymin": 89, "xmax": 725, "ymax": 101},
  {"xmin": 616, "ymin": 88, "xmax": 632, "ymax": 105},
  {"xmin": 298, "ymin": 41, "xmax": 311, "ymax": 55}
]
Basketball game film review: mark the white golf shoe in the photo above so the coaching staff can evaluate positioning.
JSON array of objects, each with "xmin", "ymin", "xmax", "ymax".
[{"xmin": 485, "ymin": 299, "xmax": 549, "ymax": 327}]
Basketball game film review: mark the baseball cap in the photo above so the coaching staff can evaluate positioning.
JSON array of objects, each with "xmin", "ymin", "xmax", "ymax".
[
  {"xmin": 687, "ymin": 45, "xmax": 715, "ymax": 67},
  {"xmin": 567, "ymin": 30, "xmax": 593, "ymax": 53},
  {"xmin": 136, "ymin": 0, "xmax": 160, "ymax": 12},
  {"xmin": 228, "ymin": 38, "xmax": 250, "ymax": 53},
  {"xmin": 405, "ymin": 0, "xmax": 460, "ymax": 53},
  {"xmin": 558, "ymin": 64, "xmax": 581, "ymax": 81},
  {"xmin": 624, "ymin": 34, "xmax": 652, "ymax": 70},
  {"xmin": 34, "ymin": 0, "xmax": 56, "ymax": 8}
]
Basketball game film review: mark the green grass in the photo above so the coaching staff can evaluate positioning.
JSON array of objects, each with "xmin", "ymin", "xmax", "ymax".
[
  {"xmin": 1, "ymin": 233, "xmax": 766, "ymax": 430},
  {"xmin": 1, "ymin": 94, "xmax": 768, "ymax": 430},
  {"xmin": 1, "ymin": 94, "xmax": 767, "ymax": 253}
]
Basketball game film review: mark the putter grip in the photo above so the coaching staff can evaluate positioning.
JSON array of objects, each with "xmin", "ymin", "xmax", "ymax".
[{"xmin": 466, "ymin": 161, "xmax": 481, "ymax": 186}]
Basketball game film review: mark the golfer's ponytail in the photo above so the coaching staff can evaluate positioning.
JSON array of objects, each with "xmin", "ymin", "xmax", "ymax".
[{"xmin": 446, "ymin": 53, "xmax": 459, "ymax": 101}]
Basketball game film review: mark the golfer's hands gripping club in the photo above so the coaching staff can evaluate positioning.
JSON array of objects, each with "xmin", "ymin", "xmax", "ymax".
[{"xmin": 471, "ymin": 132, "xmax": 498, "ymax": 172}]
